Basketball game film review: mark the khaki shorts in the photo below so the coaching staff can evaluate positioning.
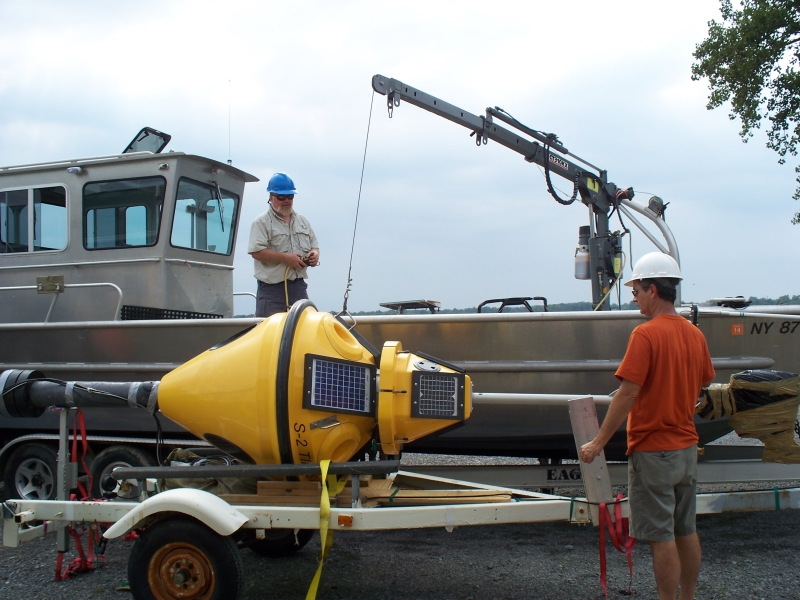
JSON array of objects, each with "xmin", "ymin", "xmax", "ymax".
[{"xmin": 627, "ymin": 445, "xmax": 697, "ymax": 542}]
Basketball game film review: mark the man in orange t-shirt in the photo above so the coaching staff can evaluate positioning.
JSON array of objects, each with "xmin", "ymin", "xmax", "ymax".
[{"xmin": 580, "ymin": 252, "xmax": 714, "ymax": 600}]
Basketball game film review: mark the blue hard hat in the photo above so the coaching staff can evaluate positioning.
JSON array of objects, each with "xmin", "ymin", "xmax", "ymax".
[{"xmin": 266, "ymin": 172, "xmax": 297, "ymax": 195}]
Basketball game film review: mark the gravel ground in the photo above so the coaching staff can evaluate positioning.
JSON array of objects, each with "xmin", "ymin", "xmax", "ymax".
[{"xmin": 2, "ymin": 443, "xmax": 800, "ymax": 600}]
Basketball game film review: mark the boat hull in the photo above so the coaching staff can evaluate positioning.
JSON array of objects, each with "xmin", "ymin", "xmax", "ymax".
[{"xmin": 0, "ymin": 308, "xmax": 796, "ymax": 459}]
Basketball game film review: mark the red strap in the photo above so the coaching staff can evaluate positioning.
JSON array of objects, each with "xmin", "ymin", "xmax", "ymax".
[
  {"xmin": 55, "ymin": 551, "xmax": 64, "ymax": 582},
  {"xmin": 598, "ymin": 494, "xmax": 637, "ymax": 598},
  {"xmin": 599, "ymin": 504, "xmax": 608, "ymax": 598},
  {"xmin": 55, "ymin": 523, "xmax": 106, "ymax": 581},
  {"xmin": 70, "ymin": 409, "xmax": 93, "ymax": 500},
  {"xmin": 55, "ymin": 413, "xmax": 108, "ymax": 582}
]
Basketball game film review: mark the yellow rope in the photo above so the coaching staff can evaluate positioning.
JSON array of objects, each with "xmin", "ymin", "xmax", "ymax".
[{"xmin": 284, "ymin": 265, "xmax": 291, "ymax": 311}]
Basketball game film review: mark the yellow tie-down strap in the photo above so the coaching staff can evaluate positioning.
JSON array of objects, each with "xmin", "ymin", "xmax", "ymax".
[{"xmin": 305, "ymin": 460, "xmax": 348, "ymax": 600}]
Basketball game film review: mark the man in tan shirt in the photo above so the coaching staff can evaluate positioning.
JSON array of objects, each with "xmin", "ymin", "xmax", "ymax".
[{"xmin": 248, "ymin": 173, "xmax": 319, "ymax": 318}]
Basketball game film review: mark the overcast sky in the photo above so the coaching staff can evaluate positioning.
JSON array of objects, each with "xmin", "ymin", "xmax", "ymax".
[{"xmin": 1, "ymin": 0, "xmax": 797, "ymax": 314}]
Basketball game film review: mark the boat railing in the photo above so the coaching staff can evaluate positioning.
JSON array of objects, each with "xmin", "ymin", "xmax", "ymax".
[
  {"xmin": 233, "ymin": 292, "xmax": 256, "ymax": 300},
  {"xmin": 233, "ymin": 292, "xmax": 256, "ymax": 315},
  {"xmin": 0, "ymin": 282, "xmax": 123, "ymax": 322}
]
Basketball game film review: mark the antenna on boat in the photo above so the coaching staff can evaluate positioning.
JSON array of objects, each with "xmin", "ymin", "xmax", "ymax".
[{"xmin": 227, "ymin": 79, "xmax": 232, "ymax": 166}]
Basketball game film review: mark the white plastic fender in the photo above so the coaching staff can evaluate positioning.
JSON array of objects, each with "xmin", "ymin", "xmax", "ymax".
[{"xmin": 103, "ymin": 488, "xmax": 249, "ymax": 539}]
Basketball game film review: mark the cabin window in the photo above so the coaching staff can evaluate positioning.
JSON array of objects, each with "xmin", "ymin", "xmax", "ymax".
[
  {"xmin": 170, "ymin": 178, "xmax": 239, "ymax": 255},
  {"xmin": 83, "ymin": 176, "xmax": 165, "ymax": 250},
  {"xmin": 0, "ymin": 186, "xmax": 67, "ymax": 254}
]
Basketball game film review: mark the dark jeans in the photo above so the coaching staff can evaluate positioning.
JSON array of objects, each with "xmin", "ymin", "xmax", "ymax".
[{"xmin": 255, "ymin": 279, "xmax": 309, "ymax": 318}]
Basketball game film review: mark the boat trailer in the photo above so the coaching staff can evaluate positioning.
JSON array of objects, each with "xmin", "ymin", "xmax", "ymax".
[{"xmin": 3, "ymin": 397, "xmax": 800, "ymax": 599}]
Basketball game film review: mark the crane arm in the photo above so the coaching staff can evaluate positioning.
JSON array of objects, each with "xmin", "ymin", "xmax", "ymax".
[
  {"xmin": 370, "ymin": 74, "xmax": 683, "ymax": 309},
  {"xmin": 372, "ymin": 74, "xmax": 618, "ymax": 213}
]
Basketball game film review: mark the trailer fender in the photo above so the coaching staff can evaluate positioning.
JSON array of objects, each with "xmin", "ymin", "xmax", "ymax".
[{"xmin": 103, "ymin": 488, "xmax": 249, "ymax": 539}]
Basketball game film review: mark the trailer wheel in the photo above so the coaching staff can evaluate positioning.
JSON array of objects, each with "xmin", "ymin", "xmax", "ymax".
[
  {"xmin": 129, "ymin": 517, "xmax": 242, "ymax": 600},
  {"xmin": 244, "ymin": 528, "xmax": 315, "ymax": 557},
  {"xmin": 4, "ymin": 443, "xmax": 57, "ymax": 500},
  {"xmin": 91, "ymin": 445, "xmax": 155, "ymax": 500}
]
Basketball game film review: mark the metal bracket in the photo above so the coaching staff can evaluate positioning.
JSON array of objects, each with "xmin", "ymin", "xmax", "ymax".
[
  {"xmin": 310, "ymin": 415, "xmax": 341, "ymax": 430},
  {"xmin": 36, "ymin": 275, "xmax": 64, "ymax": 294}
]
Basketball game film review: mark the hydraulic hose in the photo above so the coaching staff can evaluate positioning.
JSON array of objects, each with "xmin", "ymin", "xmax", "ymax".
[{"xmin": 284, "ymin": 265, "xmax": 291, "ymax": 311}]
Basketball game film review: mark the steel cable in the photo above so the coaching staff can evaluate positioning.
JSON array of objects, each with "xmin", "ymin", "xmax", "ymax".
[{"xmin": 339, "ymin": 90, "xmax": 375, "ymax": 317}]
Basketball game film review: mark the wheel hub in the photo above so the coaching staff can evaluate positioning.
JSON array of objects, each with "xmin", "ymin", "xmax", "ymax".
[
  {"xmin": 15, "ymin": 457, "xmax": 54, "ymax": 500},
  {"xmin": 149, "ymin": 542, "xmax": 215, "ymax": 600}
]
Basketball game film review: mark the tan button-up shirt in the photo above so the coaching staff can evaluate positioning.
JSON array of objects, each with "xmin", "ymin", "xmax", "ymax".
[{"xmin": 248, "ymin": 208, "xmax": 319, "ymax": 284}]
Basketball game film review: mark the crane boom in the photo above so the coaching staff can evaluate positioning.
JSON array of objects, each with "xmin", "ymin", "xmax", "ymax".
[{"xmin": 371, "ymin": 74, "xmax": 629, "ymax": 309}]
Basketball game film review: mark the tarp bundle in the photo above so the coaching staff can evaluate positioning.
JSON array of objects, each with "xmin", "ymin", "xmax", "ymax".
[{"xmin": 696, "ymin": 370, "xmax": 800, "ymax": 463}]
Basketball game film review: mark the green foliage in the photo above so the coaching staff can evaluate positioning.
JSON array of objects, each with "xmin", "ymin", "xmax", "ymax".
[{"xmin": 692, "ymin": 0, "xmax": 800, "ymax": 223}]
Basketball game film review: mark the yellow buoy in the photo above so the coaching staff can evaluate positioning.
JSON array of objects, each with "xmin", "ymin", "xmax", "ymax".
[{"xmin": 157, "ymin": 300, "xmax": 471, "ymax": 465}]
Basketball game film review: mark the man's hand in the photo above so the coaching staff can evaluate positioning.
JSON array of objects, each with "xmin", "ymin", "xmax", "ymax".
[
  {"xmin": 285, "ymin": 253, "xmax": 308, "ymax": 269},
  {"xmin": 577, "ymin": 379, "xmax": 641, "ymax": 465},
  {"xmin": 579, "ymin": 440, "xmax": 603, "ymax": 464},
  {"xmin": 305, "ymin": 249, "xmax": 320, "ymax": 267}
]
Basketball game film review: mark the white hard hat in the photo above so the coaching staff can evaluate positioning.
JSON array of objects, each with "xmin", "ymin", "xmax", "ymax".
[{"xmin": 624, "ymin": 252, "xmax": 682, "ymax": 287}]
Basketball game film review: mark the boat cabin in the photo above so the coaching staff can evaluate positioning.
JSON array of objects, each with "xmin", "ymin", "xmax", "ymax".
[{"xmin": 0, "ymin": 129, "xmax": 258, "ymax": 323}]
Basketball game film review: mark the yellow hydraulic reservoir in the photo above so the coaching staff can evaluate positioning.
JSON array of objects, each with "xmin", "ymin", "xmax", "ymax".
[
  {"xmin": 377, "ymin": 341, "xmax": 472, "ymax": 456},
  {"xmin": 156, "ymin": 300, "xmax": 472, "ymax": 466}
]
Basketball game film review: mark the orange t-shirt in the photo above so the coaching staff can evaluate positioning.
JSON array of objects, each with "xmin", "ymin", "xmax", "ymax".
[{"xmin": 616, "ymin": 314, "xmax": 715, "ymax": 453}]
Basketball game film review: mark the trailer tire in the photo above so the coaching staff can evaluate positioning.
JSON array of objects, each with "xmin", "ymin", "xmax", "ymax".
[
  {"xmin": 244, "ymin": 528, "xmax": 315, "ymax": 557},
  {"xmin": 129, "ymin": 517, "xmax": 243, "ymax": 600},
  {"xmin": 4, "ymin": 443, "xmax": 57, "ymax": 501},
  {"xmin": 90, "ymin": 445, "xmax": 155, "ymax": 500}
]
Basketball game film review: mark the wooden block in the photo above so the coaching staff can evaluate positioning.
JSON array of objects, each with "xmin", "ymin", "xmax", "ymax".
[
  {"xmin": 568, "ymin": 395, "xmax": 615, "ymax": 526},
  {"xmin": 335, "ymin": 477, "xmax": 394, "ymax": 507},
  {"xmin": 365, "ymin": 479, "xmax": 393, "ymax": 492}
]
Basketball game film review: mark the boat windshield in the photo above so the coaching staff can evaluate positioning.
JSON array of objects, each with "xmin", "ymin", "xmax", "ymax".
[
  {"xmin": 170, "ymin": 178, "xmax": 238, "ymax": 255},
  {"xmin": 83, "ymin": 176, "xmax": 165, "ymax": 250}
]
